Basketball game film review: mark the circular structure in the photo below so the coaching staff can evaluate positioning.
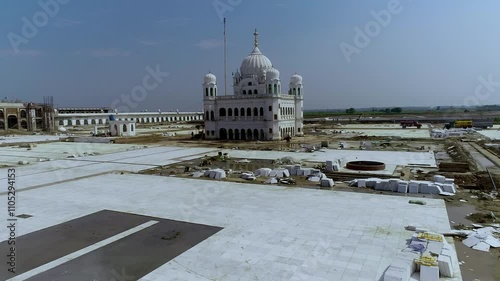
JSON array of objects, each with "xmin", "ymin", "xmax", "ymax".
[
  {"xmin": 204, "ymin": 72, "xmax": 216, "ymax": 84},
  {"xmin": 240, "ymin": 47, "xmax": 273, "ymax": 77},
  {"xmin": 290, "ymin": 73, "xmax": 303, "ymax": 84},
  {"xmin": 346, "ymin": 161, "xmax": 385, "ymax": 171},
  {"xmin": 266, "ymin": 68, "xmax": 280, "ymax": 80}
]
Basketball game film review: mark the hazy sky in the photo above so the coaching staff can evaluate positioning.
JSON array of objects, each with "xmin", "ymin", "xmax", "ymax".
[{"xmin": 1, "ymin": 0, "xmax": 500, "ymax": 111}]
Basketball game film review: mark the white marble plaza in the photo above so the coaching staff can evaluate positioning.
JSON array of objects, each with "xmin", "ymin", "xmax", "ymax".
[{"xmin": 0, "ymin": 144, "xmax": 460, "ymax": 280}]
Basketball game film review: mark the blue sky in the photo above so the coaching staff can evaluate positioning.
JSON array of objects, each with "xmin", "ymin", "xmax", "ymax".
[{"xmin": 1, "ymin": 0, "xmax": 500, "ymax": 111}]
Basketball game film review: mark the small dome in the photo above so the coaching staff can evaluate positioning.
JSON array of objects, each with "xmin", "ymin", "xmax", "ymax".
[
  {"xmin": 290, "ymin": 73, "xmax": 302, "ymax": 84},
  {"xmin": 266, "ymin": 68, "xmax": 280, "ymax": 80},
  {"xmin": 204, "ymin": 72, "xmax": 216, "ymax": 84}
]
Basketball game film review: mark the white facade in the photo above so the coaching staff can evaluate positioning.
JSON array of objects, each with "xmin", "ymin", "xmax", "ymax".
[
  {"xmin": 109, "ymin": 120, "xmax": 136, "ymax": 137},
  {"xmin": 203, "ymin": 30, "xmax": 304, "ymax": 141}
]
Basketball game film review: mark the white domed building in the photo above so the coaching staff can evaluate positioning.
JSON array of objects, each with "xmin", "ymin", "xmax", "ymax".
[{"xmin": 203, "ymin": 30, "xmax": 304, "ymax": 140}]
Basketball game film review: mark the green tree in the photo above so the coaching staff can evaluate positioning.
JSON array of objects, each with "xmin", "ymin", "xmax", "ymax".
[
  {"xmin": 390, "ymin": 107, "xmax": 402, "ymax": 113},
  {"xmin": 345, "ymin": 108, "xmax": 356, "ymax": 114}
]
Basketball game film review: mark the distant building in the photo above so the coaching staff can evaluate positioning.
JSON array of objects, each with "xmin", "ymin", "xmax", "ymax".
[
  {"xmin": 109, "ymin": 120, "xmax": 136, "ymax": 137},
  {"xmin": 0, "ymin": 102, "xmax": 46, "ymax": 131},
  {"xmin": 203, "ymin": 30, "xmax": 304, "ymax": 140},
  {"xmin": 0, "ymin": 102, "xmax": 27, "ymax": 130},
  {"xmin": 56, "ymin": 107, "xmax": 112, "ymax": 114}
]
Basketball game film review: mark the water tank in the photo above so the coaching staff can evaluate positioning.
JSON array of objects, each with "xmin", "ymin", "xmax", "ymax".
[{"xmin": 109, "ymin": 115, "xmax": 115, "ymax": 121}]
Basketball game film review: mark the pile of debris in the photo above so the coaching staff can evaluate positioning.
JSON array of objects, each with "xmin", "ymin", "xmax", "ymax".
[
  {"xmin": 349, "ymin": 175, "xmax": 457, "ymax": 195},
  {"xmin": 458, "ymin": 225, "xmax": 500, "ymax": 252},
  {"xmin": 383, "ymin": 228, "xmax": 457, "ymax": 280},
  {"xmin": 272, "ymin": 156, "xmax": 301, "ymax": 165}
]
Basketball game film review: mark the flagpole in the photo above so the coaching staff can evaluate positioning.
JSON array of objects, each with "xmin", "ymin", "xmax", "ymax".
[{"xmin": 224, "ymin": 18, "xmax": 227, "ymax": 96}]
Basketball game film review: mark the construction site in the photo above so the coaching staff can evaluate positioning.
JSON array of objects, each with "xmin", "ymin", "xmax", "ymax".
[{"xmin": 1, "ymin": 112, "xmax": 499, "ymax": 281}]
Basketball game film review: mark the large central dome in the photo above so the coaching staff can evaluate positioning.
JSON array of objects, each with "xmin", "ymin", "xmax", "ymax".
[
  {"xmin": 240, "ymin": 47, "xmax": 273, "ymax": 77},
  {"xmin": 239, "ymin": 29, "xmax": 273, "ymax": 77}
]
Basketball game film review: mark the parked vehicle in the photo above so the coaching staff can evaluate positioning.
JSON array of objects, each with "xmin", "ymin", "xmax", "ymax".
[
  {"xmin": 444, "ymin": 119, "xmax": 493, "ymax": 129},
  {"xmin": 400, "ymin": 120, "xmax": 422, "ymax": 129}
]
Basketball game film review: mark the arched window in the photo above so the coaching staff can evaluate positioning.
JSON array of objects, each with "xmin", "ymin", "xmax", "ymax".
[
  {"xmin": 247, "ymin": 108, "xmax": 251, "ymax": 116},
  {"xmin": 131, "ymin": 124, "xmax": 134, "ymax": 131},
  {"xmin": 214, "ymin": 88, "xmax": 217, "ymax": 95},
  {"xmin": 254, "ymin": 89, "xmax": 258, "ymax": 95},
  {"xmin": 243, "ymin": 90, "xmax": 246, "ymax": 95},
  {"xmin": 210, "ymin": 111, "xmax": 214, "ymax": 121},
  {"xmin": 20, "ymin": 110, "xmax": 27, "ymax": 119},
  {"xmin": 248, "ymin": 82, "xmax": 252, "ymax": 86},
  {"xmin": 259, "ymin": 107, "xmax": 264, "ymax": 116},
  {"xmin": 219, "ymin": 108, "xmax": 226, "ymax": 117},
  {"xmin": 241, "ymin": 107, "xmax": 245, "ymax": 116},
  {"xmin": 274, "ymin": 84, "xmax": 277, "ymax": 93},
  {"xmin": 210, "ymin": 88, "xmax": 213, "ymax": 96},
  {"xmin": 268, "ymin": 84, "xmax": 272, "ymax": 93},
  {"xmin": 228, "ymin": 108, "xmax": 232, "ymax": 116},
  {"xmin": 293, "ymin": 88, "xmax": 297, "ymax": 95},
  {"xmin": 234, "ymin": 108, "xmax": 239, "ymax": 116},
  {"xmin": 123, "ymin": 124, "xmax": 128, "ymax": 132},
  {"xmin": 253, "ymin": 107, "xmax": 258, "ymax": 116},
  {"xmin": 298, "ymin": 88, "xmax": 301, "ymax": 95},
  {"xmin": 205, "ymin": 88, "xmax": 208, "ymax": 96}
]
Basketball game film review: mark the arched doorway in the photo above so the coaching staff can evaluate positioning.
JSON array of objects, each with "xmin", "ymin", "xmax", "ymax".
[
  {"xmin": 219, "ymin": 128, "xmax": 227, "ymax": 140},
  {"xmin": 228, "ymin": 129, "xmax": 233, "ymax": 140},
  {"xmin": 253, "ymin": 129, "xmax": 259, "ymax": 140},
  {"xmin": 20, "ymin": 120, "xmax": 28, "ymax": 129},
  {"xmin": 241, "ymin": 129, "xmax": 246, "ymax": 140},
  {"xmin": 247, "ymin": 129, "xmax": 252, "ymax": 140},
  {"xmin": 7, "ymin": 115, "xmax": 18, "ymax": 129},
  {"xmin": 260, "ymin": 129, "xmax": 265, "ymax": 140},
  {"xmin": 235, "ymin": 129, "xmax": 240, "ymax": 140}
]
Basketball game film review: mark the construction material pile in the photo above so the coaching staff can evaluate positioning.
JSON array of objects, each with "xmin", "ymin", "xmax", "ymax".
[
  {"xmin": 350, "ymin": 175, "xmax": 457, "ymax": 195},
  {"xmin": 383, "ymin": 228, "xmax": 457, "ymax": 281},
  {"xmin": 192, "ymin": 168, "xmax": 227, "ymax": 179}
]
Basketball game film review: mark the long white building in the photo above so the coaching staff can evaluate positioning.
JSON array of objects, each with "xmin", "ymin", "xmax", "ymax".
[{"xmin": 203, "ymin": 30, "xmax": 304, "ymax": 141}]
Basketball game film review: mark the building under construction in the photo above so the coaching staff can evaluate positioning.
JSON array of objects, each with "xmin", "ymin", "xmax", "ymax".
[{"xmin": 0, "ymin": 96, "xmax": 55, "ymax": 132}]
